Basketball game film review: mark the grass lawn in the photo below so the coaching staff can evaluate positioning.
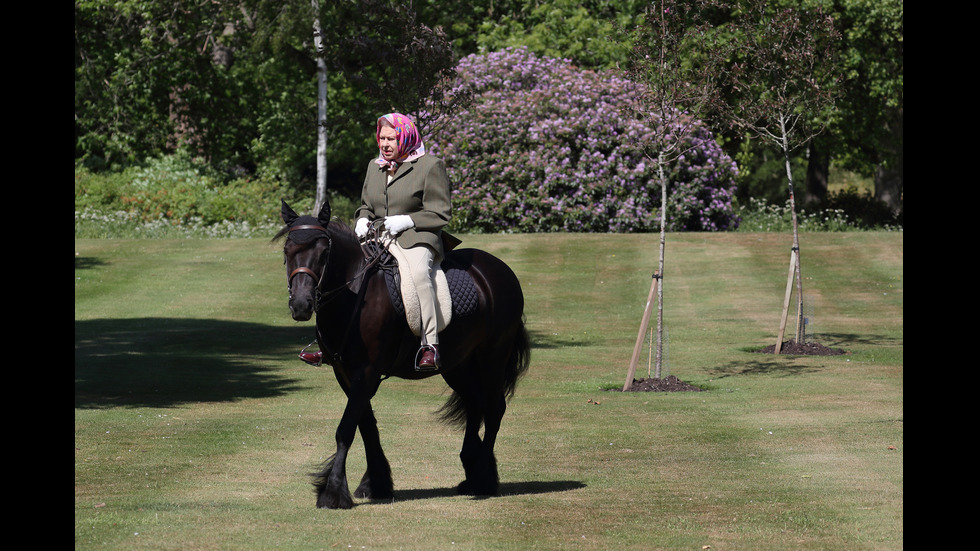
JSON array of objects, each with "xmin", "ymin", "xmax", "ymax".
[{"xmin": 75, "ymin": 232, "xmax": 902, "ymax": 550}]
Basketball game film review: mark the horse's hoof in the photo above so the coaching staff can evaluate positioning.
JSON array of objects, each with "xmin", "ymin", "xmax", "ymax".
[
  {"xmin": 316, "ymin": 491, "xmax": 354, "ymax": 509},
  {"xmin": 457, "ymin": 479, "xmax": 499, "ymax": 497},
  {"xmin": 353, "ymin": 480, "xmax": 394, "ymax": 499}
]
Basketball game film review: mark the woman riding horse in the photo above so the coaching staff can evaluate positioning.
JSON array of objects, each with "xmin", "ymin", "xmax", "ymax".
[{"xmin": 300, "ymin": 112, "xmax": 451, "ymax": 370}]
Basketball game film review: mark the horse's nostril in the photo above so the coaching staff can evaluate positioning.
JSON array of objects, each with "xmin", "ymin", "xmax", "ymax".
[{"xmin": 290, "ymin": 300, "xmax": 313, "ymax": 321}]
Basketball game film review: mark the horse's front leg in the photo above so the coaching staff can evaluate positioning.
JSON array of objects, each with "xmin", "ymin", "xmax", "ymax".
[
  {"xmin": 352, "ymin": 405, "xmax": 393, "ymax": 500},
  {"xmin": 313, "ymin": 374, "xmax": 375, "ymax": 509},
  {"xmin": 312, "ymin": 421, "xmax": 355, "ymax": 509}
]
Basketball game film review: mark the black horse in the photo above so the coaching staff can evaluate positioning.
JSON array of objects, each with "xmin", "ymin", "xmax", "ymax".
[{"xmin": 275, "ymin": 200, "xmax": 531, "ymax": 509}]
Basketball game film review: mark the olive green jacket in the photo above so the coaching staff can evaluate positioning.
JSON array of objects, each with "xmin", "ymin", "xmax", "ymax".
[{"xmin": 354, "ymin": 154, "xmax": 452, "ymax": 258}]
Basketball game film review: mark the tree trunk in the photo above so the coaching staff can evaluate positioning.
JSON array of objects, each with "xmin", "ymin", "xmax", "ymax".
[
  {"xmin": 804, "ymin": 138, "xmax": 829, "ymax": 205},
  {"xmin": 776, "ymin": 115, "xmax": 805, "ymax": 351},
  {"xmin": 874, "ymin": 106, "xmax": 903, "ymax": 213},
  {"xmin": 655, "ymin": 152, "xmax": 667, "ymax": 378},
  {"xmin": 875, "ymin": 163, "xmax": 902, "ymax": 212},
  {"xmin": 312, "ymin": 1, "xmax": 328, "ymax": 213}
]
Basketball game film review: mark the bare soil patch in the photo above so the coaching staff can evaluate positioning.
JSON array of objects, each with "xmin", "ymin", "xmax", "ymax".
[
  {"xmin": 619, "ymin": 375, "xmax": 703, "ymax": 392},
  {"xmin": 755, "ymin": 340, "xmax": 848, "ymax": 356}
]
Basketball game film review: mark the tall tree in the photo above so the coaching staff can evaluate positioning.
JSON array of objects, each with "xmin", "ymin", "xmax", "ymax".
[
  {"xmin": 311, "ymin": 0, "xmax": 329, "ymax": 212},
  {"xmin": 76, "ymin": 0, "xmax": 460, "ymax": 201},
  {"xmin": 473, "ymin": 0, "xmax": 642, "ymax": 69},
  {"xmin": 791, "ymin": 0, "xmax": 903, "ymax": 210},
  {"xmin": 75, "ymin": 1, "xmax": 257, "ymax": 169},
  {"xmin": 831, "ymin": 0, "xmax": 903, "ymax": 211}
]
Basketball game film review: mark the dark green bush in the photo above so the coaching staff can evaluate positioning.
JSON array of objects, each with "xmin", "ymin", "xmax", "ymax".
[{"xmin": 824, "ymin": 186, "xmax": 902, "ymax": 228}]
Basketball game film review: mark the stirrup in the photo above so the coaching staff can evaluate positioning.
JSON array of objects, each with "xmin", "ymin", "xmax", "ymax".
[
  {"xmin": 299, "ymin": 341, "xmax": 322, "ymax": 367},
  {"xmin": 414, "ymin": 344, "xmax": 440, "ymax": 372}
]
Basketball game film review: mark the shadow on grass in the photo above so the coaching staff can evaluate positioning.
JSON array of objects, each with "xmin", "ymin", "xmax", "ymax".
[
  {"xmin": 75, "ymin": 317, "xmax": 314, "ymax": 409},
  {"xmin": 527, "ymin": 329, "xmax": 591, "ymax": 350},
  {"xmin": 710, "ymin": 358, "xmax": 825, "ymax": 378},
  {"xmin": 74, "ymin": 255, "xmax": 108, "ymax": 270},
  {"xmin": 811, "ymin": 331, "xmax": 902, "ymax": 349},
  {"xmin": 710, "ymin": 332, "xmax": 899, "ymax": 378},
  {"xmin": 364, "ymin": 480, "xmax": 587, "ymax": 505}
]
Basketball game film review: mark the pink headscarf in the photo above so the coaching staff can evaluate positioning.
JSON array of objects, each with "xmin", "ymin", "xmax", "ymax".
[{"xmin": 374, "ymin": 113, "xmax": 426, "ymax": 168}]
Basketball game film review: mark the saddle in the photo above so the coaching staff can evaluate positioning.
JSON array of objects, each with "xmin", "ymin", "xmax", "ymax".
[{"xmin": 371, "ymin": 236, "xmax": 480, "ymax": 337}]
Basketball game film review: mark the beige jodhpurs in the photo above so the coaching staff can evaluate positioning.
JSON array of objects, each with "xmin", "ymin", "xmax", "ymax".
[{"xmin": 390, "ymin": 241, "xmax": 439, "ymax": 346}]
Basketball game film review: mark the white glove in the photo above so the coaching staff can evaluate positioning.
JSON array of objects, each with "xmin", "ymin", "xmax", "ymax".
[
  {"xmin": 384, "ymin": 214, "xmax": 415, "ymax": 236},
  {"xmin": 354, "ymin": 217, "xmax": 370, "ymax": 238}
]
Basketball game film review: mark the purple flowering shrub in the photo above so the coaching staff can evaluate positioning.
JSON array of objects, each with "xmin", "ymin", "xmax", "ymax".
[
  {"xmin": 664, "ymin": 123, "xmax": 742, "ymax": 231},
  {"xmin": 426, "ymin": 47, "xmax": 739, "ymax": 233}
]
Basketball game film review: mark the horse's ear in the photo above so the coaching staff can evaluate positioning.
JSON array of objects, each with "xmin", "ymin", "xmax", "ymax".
[
  {"xmin": 281, "ymin": 200, "xmax": 299, "ymax": 225},
  {"xmin": 316, "ymin": 199, "xmax": 332, "ymax": 226}
]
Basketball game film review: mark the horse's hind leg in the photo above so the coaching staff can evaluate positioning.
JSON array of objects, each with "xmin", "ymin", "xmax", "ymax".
[
  {"xmin": 460, "ymin": 393, "xmax": 504, "ymax": 496},
  {"xmin": 451, "ymin": 370, "xmax": 505, "ymax": 496}
]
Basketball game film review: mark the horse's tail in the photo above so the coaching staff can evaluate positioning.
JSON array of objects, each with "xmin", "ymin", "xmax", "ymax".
[
  {"xmin": 503, "ymin": 318, "xmax": 532, "ymax": 399},
  {"xmin": 437, "ymin": 317, "xmax": 531, "ymax": 429}
]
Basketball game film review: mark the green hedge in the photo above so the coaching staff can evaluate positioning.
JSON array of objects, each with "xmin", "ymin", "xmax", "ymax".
[
  {"xmin": 76, "ymin": 154, "xmax": 289, "ymax": 226},
  {"xmin": 75, "ymin": 154, "xmax": 901, "ymax": 238},
  {"xmin": 75, "ymin": 154, "xmax": 362, "ymax": 238}
]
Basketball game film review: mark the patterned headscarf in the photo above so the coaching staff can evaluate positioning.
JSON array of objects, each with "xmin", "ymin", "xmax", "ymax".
[{"xmin": 374, "ymin": 113, "xmax": 426, "ymax": 168}]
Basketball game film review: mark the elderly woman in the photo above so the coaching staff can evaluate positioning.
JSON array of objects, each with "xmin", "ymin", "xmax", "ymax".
[
  {"xmin": 300, "ymin": 113, "xmax": 451, "ymax": 370},
  {"xmin": 358, "ymin": 112, "xmax": 452, "ymax": 369}
]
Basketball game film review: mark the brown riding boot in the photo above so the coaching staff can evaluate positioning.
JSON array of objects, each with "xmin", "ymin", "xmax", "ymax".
[
  {"xmin": 417, "ymin": 345, "xmax": 440, "ymax": 370},
  {"xmin": 299, "ymin": 350, "xmax": 323, "ymax": 366}
]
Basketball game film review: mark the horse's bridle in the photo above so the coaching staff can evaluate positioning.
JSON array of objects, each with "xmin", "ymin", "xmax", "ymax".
[
  {"xmin": 286, "ymin": 224, "xmax": 332, "ymax": 295},
  {"xmin": 285, "ymin": 223, "xmax": 393, "ymax": 311}
]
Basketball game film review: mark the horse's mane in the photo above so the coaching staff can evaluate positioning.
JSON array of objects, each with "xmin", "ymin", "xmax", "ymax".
[
  {"xmin": 328, "ymin": 220, "xmax": 358, "ymax": 247},
  {"xmin": 272, "ymin": 219, "xmax": 357, "ymax": 246}
]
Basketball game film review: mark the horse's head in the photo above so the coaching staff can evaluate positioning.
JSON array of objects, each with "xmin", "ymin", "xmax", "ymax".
[{"xmin": 278, "ymin": 200, "xmax": 333, "ymax": 321}]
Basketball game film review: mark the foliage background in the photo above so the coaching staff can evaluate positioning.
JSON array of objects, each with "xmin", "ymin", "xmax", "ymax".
[{"xmin": 75, "ymin": 0, "xmax": 902, "ymax": 231}]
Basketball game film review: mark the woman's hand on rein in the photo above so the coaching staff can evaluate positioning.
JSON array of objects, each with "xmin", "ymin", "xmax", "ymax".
[
  {"xmin": 355, "ymin": 218, "xmax": 370, "ymax": 239},
  {"xmin": 384, "ymin": 215, "xmax": 414, "ymax": 236}
]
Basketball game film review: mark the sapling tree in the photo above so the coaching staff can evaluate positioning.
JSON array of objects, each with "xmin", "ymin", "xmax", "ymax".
[
  {"xmin": 715, "ymin": 1, "xmax": 842, "ymax": 351},
  {"xmin": 623, "ymin": 0, "xmax": 729, "ymax": 383}
]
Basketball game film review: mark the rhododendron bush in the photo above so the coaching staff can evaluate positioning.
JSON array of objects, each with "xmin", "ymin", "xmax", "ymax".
[{"xmin": 426, "ymin": 48, "xmax": 739, "ymax": 232}]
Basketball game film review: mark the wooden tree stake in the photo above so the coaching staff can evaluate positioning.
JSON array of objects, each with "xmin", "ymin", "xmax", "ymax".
[
  {"xmin": 775, "ymin": 247, "xmax": 798, "ymax": 354},
  {"xmin": 624, "ymin": 272, "xmax": 660, "ymax": 390}
]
